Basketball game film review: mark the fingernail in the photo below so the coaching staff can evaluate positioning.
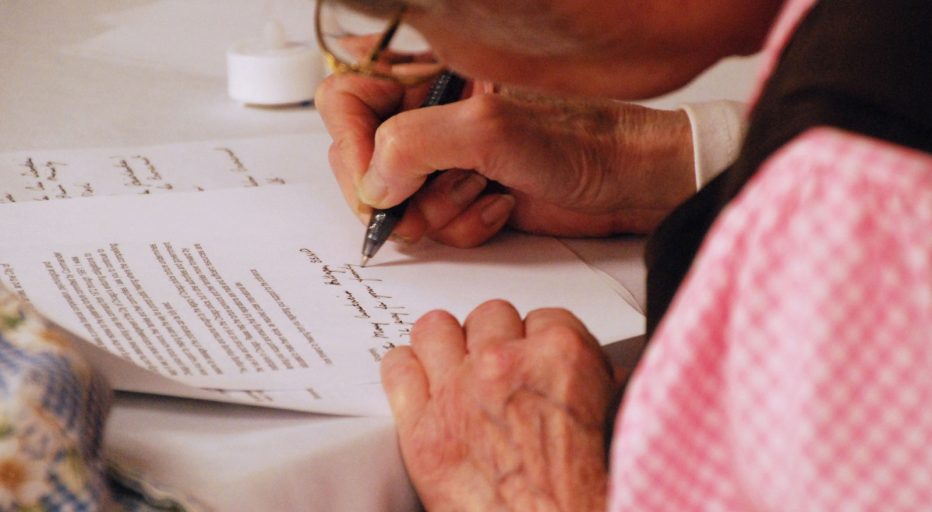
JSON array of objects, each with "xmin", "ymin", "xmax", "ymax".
[
  {"xmin": 357, "ymin": 169, "xmax": 388, "ymax": 206},
  {"xmin": 480, "ymin": 195, "xmax": 515, "ymax": 227},
  {"xmin": 450, "ymin": 173, "xmax": 487, "ymax": 206},
  {"xmin": 390, "ymin": 233, "xmax": 414, "ymax": 245}
]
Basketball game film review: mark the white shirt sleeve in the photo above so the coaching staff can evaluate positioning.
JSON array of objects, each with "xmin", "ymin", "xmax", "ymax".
[{"xmin": 680, "ymin": 100, "xmax": 748, "ymax": 190}]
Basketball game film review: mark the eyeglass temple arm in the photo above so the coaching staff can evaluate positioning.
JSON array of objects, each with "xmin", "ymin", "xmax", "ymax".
[{"xmin": 362, "ymin": 6, "xmax": 406, "ymax": 67}]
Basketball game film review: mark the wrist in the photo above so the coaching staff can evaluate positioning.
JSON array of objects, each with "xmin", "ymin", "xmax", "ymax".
[{"xmin": 620, "ymin": 105, "xmax": 696, "ymax": 211}]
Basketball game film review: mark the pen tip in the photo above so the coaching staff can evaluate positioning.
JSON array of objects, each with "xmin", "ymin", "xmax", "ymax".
[{"xmin": 360, "ymin": 256, "xmax": 370, "ymax": 268}]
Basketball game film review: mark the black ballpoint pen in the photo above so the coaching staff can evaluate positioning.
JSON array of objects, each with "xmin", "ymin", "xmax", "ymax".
[{"xmin": 360, "ymin": 71, "xmax": 466, "ymax": 266}]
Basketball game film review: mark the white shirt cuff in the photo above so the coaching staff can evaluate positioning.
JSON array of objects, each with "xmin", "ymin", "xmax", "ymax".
[{"xmin": 680, "ymin": 100, "xmax": 748, "ymax": 190}]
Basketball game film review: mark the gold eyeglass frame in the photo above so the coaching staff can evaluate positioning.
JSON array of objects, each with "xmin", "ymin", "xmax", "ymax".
[{"xmin": 315, "ymin": 1, "xmax": 442, "ymax": 85}]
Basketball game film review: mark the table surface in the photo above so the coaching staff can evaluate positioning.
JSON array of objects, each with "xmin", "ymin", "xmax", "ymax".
[{"xmin": 0, "ymin": 1, "xmax": 758, "ymax": 509}]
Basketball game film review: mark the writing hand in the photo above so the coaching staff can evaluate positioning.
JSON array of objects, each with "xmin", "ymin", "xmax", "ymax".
[
  {"xmin": 381, "ymin": 300, "xmax": 615, "ymax": 511},
  {"xmin": 316, "ymin": 74, "xmax": 695, "ymax": 248}
]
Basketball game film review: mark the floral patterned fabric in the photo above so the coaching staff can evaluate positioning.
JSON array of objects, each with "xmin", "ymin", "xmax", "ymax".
[
  {"xmin": 0, "ymin": 286, "xmax": 202, "ymax": 511},
  {"xmin": 0, "ymin": 288, "xmax": 112, "ymax": 510}
]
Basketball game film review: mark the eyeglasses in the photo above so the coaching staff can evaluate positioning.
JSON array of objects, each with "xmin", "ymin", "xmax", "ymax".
[{"xmin": 314, "ymin": 0, "xmax": 445, "ymax": 85}]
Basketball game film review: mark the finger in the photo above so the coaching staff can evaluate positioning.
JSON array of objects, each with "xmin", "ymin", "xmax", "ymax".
[
  {"xmin": 462, "ymin": 299, "xmax": 524, "ymax": 354},
  {"xmin": 329, "ymin": 137, "xmax": 373, "ymax": 224},
  {"xmin": 429, "ymin": 193, "xmax": 515, "ymax": 248},
  {"xmin": 315, "ymin": 74, "xmax": 408, "ymax": 136},
  {"xmin": 315, "ymin": 74, "xmax": 407, "ymax": 216},
  {"xmin": 523, "ymin": 308, "xmax": 599, "ymax": 349},
  {"xmin": 523, "ymin": 308, "xmax": 590, "ymax": 336},
  {"xmin": 357, "ymin": 95, "xmax": 506, "ymax": 209},
  {"xmin": 523, "ymin": 308, "xmax": 604, "ymax": 372},
  {"xmin": 522, "ymin": 311, "xmax": 613, "ymax": 421},
  {"xmin": 415, "ymin": 170, "xmax": 487, "ymax": 232},
  {"xmin": 385, "ymin": 169, "xmax": 483, "ymax": 244},
  {"xmin": 359, "ymin": 92, "xmax": 568, "ymax": 199},
  {"xmin": 409, "ymin": 310, "xmax": 467, "ymax": 393},
  {"xmin": 381, "ymin": 346, "xmax": 429, "ymax": 433},
  {"xmin": 524, "ymin": 308, "xmax": 613, "ymax": 391},
  {"xmin": 386, "ymin": 204, "xmax": 429, "ymax": 245}
]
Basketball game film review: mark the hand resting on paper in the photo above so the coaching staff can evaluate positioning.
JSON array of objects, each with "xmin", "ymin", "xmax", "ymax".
[
  {"xmin": 315, "ymin": 73, "xmax": 696, "ymax": 248},
  {"xmin": 381, "ymin": 300, "xmax": 618, "ymax": 512}
]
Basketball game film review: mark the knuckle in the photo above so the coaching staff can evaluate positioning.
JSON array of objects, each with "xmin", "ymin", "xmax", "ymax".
[
  {"xmin": 475, "ymin": 342, "xmax": 516, "ymax": 381},
  {"xmin": 314, "ymin": 74, "xmax": 356, "ymax": 113},
  {"xmin": 474, "ymin": 298, "xmax": 515, "ymax": 316},
  {"xmin": 463, "ymin": 298, "xmax": 513, "ymax": 326},
  {"xmin": 536, "ymin": 324, "xmax": 609, "ymax": 382},
  {"xmin": 381, "ymin": 350, "xmax": 418, "ymax": 384},
  {"xmin": 327, "ymin": 140, "xmax": 348, "ymax": 174},
  {"xmin": 380, "ymin": 345, "xmax": 408, "ymax": 370},
  {"xmin": 313, "ymin": 76, "xmax": 336, "ymax": 108},
  {"xmin": 461, "ymin": 95, "xmax": 520, "ymax": 177},
  {"xmin": 418, "ymin": 308, "xmax": 455, "ymax": 325},
  {"xmin": 463, "ymin": 95, "xmax": 511, "ymax": 139},
  {"xmin": 527, "ymin": 306, "xmax": 574, "ymax": 320},
  {"xmin": 477, "ymin": 341, "xmax": 508, "ymax": 363},
  {"xmin": 372, "ymin": 118, "xmax": 407, "ymax": 175},
  {"xmin": 526, "ymin": 307, "xmax": 581, "ymax": 331},
  {"xmin": 540, "ymin": 323, "xmax": 588, "ymax": 351},
  {"xmin": 462, "ymin": 93, "xmax": 497, "ymax": 121},
  {"xmin": 411, "ymin": 309, "xmax": 455, "ymax": 342}
]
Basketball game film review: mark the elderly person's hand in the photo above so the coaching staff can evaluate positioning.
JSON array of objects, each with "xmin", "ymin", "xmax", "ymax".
[
  {"xmin": 381, "ymin": 300, "xmax": 616, "ymax": 511},
  {"xmin": 315, "ymin": 73, "xmax": 695, "ymax": 248}
]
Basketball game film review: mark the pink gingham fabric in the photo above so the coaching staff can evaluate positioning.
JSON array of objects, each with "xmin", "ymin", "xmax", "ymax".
[
  {"xmin": 608, "ymin": 1, "xmax": 932, "ymax": 510},
  {"xmin": 609, "ymin": 127, "xmax": 932, "ymax": 511}
]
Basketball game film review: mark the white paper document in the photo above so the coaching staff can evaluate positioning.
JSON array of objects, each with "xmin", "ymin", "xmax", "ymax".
[
  {"xmin": 0, "ymin": 136, "xmax": 644, "ymax": 415},
  {"xmin": 0, "ymin": 134, "xmax": 325, "ymax": 204}
]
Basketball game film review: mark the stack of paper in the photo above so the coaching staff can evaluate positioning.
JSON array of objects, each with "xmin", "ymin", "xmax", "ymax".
[{"xmin": 0, "ymin": 134, "xmax": 644, "ymax": 415}]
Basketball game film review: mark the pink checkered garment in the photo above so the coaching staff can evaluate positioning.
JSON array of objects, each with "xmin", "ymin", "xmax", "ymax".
[{"xmin": 607, "ymin": 1, "xmax": 932, "ymax": 511}]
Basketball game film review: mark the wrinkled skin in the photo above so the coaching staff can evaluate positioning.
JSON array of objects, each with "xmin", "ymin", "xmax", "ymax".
[
  {"xmin": 315, "ymin": 74, "xmax": 695, "ymax": 247},
  {"xmin": 381, "ymin": 301, "xmax": 617, "ymax": 512}
]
